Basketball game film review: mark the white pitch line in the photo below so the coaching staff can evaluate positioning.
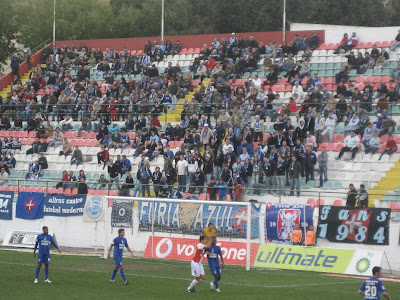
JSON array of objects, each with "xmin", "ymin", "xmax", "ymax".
[{"xmin": 0, "ymin": 261, "xmax": 359, "ymax": 289}]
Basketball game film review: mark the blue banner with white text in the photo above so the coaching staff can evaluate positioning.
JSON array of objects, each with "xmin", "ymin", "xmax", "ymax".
[
  {"xmin": 0, "ymin": 191, "xmax": 14, "ymax": 220},
  {"xmin": 265, "ymin": 203, "xmax": 314, "ymax": 244},
  {"xmin": 138, "ymin": 201, "xmax": 261, "ymax": 239},
  {"xmin": 43, "ymin": 193, "xmax": 87, "ymax": 216}
]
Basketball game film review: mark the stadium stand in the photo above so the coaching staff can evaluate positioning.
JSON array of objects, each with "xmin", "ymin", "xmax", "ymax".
[{"xmin": 1, "ymin": 31, "xmax": 400, "ymax": 212}]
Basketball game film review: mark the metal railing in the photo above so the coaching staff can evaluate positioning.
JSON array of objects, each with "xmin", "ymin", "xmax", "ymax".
[{"xmin": 3, "ymin": 179, "xmax": 398, "ymax": 204}]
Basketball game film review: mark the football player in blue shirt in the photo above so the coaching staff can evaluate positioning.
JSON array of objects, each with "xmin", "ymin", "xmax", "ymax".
[
  {"xmin": 33, "ymin": 226, "xmax": 61, "ymax": 283},
  {"xmin": 205, "ymin": 236, "xmax": 224, "ymax": 293},
  {"xmin": 107, "ymin": 228, "xmax": 134, "ymax": 284},
  {"xmin": 359, "ymin": 266, "xmax": 391, "ymax": 300}
]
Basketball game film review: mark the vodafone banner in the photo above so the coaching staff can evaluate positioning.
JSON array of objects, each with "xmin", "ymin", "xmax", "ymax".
[{"xmin": 144, "ymin": 236, "xmax": 259, "ymax": 266}]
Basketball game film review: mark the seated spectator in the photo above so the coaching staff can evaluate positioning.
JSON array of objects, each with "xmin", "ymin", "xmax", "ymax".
[
  {"xmin": 77, "ymin": 177, "xmax": 88, "ymax": 194},
  {"xmin": 97, "ymin": 146, "xmax": 110, "ymax": 169},
  {"xmin": 25, "ymin": 161, "xmax": 35, "ymax": 180},
  {"xmin": 379, "ymin": 116, "xmax": 397, "ymax": 137},
  {"xmin": 334, "ymin": 32, "xmax": 358, "ymax": 54},
  {"xmin": 390, "ymin": 30, "xmax": 400, "ymax": 51},
  {"xmin": 264, "ymin": 69, "xmax": 278, "ymax": 86},
  {"xmin": 335, "ymin": 66, "xmax": 349, "ymax": 84},
  {"xmin": 335, "ymin": 130, "xmax": 360, "ymax": 161},
  {"xmin": 59, "ymin": 138, "xmax": 72, "ymax": 157},
  {"xmin": 56, "ymin": 170, "xmax": 68, "ymax": 189},
  {"xmin": 70, "ymin": 146, "xmax": 83, "ymax": 166},
  {"xmin": 364, "ymin": 132, "xmax": 380, "ymax": 155},
  {"xmin": 61, "ymin": 114, "xmax": 73, "ymax": 131},
  {"xmin": 6, "ymin": 153, "xmax": 16, "ymax": 169},
  {"xmin": 344, "ymin": 113, "xmax": 360, "ymax": 135},
  {"xmin": 90, "ymin": 174, "xmax": 109, "ymax": 190},
  {"xmin": 38, "ymin": 153, "xmax": 48, "ymax": 170},
  {"xmin": 0, "ymin": 166, "xmax": 8, "ymax": 186},
  {"xmin": 171, "ymin": 186, "xmax": 184, "ymax": 199},
  {"xmin": 119, "ymin": 171, "xmax": 134, "ymax": 196},
  {"xmin": 362, "ymin": 123, "xmax": 379, "ymax": 147},
  {"xmin": 49, "ymin": 127, "xmax": 63, "ymax": 148},
  {"xmin": 379, "ymin": 135, "xmax": 397, "ymax": 160}
]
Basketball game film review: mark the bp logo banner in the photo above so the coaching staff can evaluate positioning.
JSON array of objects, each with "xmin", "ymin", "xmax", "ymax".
[
  {"xmin": 16, "ymin": 192, "xmax": 45, "ymax": 220},
  {"xmin": 265, "ymin": 203, "xmax": 314, "ymax": 244},
  {"xmin": 317, "ymin": 206, "xmax": 391, "ymax": 245},
  {"xmin": 111, "ymin": 199, "xmax": 134, "ymax": 228},
  {"xmin": 137, "ymin": 201, "xmax": 261, "ymax": 239},
  {"xmin": 0, "ymin": 191, "xmax": 14, "ymax": 220}
]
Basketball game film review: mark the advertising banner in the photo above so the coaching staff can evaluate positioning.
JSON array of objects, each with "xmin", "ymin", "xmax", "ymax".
[
  {"xmin": 2, "ymin": 229, "xmax": 57, "ymax": 249},
  {"xmin": 43, "ymin": 194, "xmax": 87, "ymax": 216},
  {"xmin": 111, "ymin": 199, "xmax": 134, "ymax": 228},
  {"xmin": 265, "ymin": 203, "xmax": 314, "ymax": 244},
  {"xmin": 317, "ymin": 206, "xmax": 391, "ymax": 245},
  {"xmin": 253, "ymin": 244, "xmax": 383, "ymax": 275},
  {"xmin": 0, "ymin": 191, "xmax": 14, "ymax": 220},
  {"xmin": 138, "ymin": 202, "xmax": 261, "ymax": 239},
  {"xmin": 144, "ymin": 236, "xmax": 259, "ymax": 266}
]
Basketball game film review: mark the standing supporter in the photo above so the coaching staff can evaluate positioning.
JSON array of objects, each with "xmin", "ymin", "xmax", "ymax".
[{"xmin": 346, "ymin": 184, "xmax": 358, "ymax": 207}]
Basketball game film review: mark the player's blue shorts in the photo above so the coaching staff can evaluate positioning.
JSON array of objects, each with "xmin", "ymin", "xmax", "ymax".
[
  {"xmin": 37, "ymin": 253, "xmax": 50, "ymax": 265},
  {"xmin": 209, "ymin": 265, "xmax": 221, "ymax": 276},
  {"xmin": 114, "ymin": 256, "xmax": 123, "ymax": 267}
]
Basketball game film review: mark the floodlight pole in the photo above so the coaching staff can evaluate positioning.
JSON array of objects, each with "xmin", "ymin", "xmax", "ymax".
[
  {"xmin": 282, "ymin": 0, "xmax": 286, "ymax": 43},
  {"xmin": 53, "ymin": 0, "xmax": 56, "ymax": 46},
  {"xmin": 161, "ymin": 0, "xmax": 165, "ymax": 42}
]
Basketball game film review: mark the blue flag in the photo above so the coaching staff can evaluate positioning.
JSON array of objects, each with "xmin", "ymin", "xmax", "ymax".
[
  {"xmin": 0, "ymin": 191, "xmax": 14, "ymax": 220},
  {"xmin": 16, "ymin": 192, "xmax": 45, "ymax": 220}
]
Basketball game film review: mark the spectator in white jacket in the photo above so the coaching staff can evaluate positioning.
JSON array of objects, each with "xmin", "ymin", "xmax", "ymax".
[
  {"xmin": 336, "ymin": 130, "xmax": 360, "ymax": 160},
  {"xmin": 292, "ymin": 81, "xmax": 304, "ymax": 104},
  {"xmin": 364, "ymin": 132, "xmax": 380, "ymax": 155},
  {"xmin": 322, "ymin": 112, "xmax": 336, "ymax": 143}
]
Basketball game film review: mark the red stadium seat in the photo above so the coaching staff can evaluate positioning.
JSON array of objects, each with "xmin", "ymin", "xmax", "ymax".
[
  {"xmin": 390, "ymin": 202, "xmax": 400, "ymax": 212},
  {"xmin": 186, "ymin": 48, "xmax": 194, "ymax": 54},
  {"xmin": 319, "ymin": 43, "xmax": 328, "ymax": 50},
  {"xmin": 136, "ymin": 50, "xmax": 143, "ymax": 55},
  {"xmin": 316, "ymin": 199, "xmax": 325, "ymax": 206},
  {"xmin": 333, "ymin": 134, "xmax": 344, "ymax": 143},
  {"xmin": 193, "ymin": 48, "xmax": 201, "ymax": 54},
  {"xmin": 198, "ymin": 193, "xmax": 207, "ymax": 200},
  {"xmin": 382, "ymin": 41, "xmax": 390, "ymax": 47},
  {"xmin": 307, "ymin": 198, "xmax": 315, "ymax": 206},
  {"xmin": 374, "ymin": 41, "xmax": 382, "ymax": 47},
  {"xmin": 372, "ymin": 76, "xmax": 381, "ymax": 83},
  {"xmin": 334, "ymin": 143, "xmax": 344, "ymax": 152},
  {"xmin": 366, "ymin": 42, "xmax": 374, "ymax": 48},
  {"xmin": 327, "ymin": 43, "xmax": 335, "ymax": 49},
  {"xmin": 356, "ymin": 42, "xmax": 366, "ymax": 49},
  {"xmin": 333, "ymin": 200, "xmax": 343, "ymax": 206},
  {"xmin": 180, "ymin": 48, "xmax": 188, "ymax": 54}
]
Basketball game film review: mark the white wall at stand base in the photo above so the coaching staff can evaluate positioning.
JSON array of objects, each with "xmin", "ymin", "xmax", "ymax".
[
  {"xmin": 1, "ymin": 203, "xmax": 400, "ymax": 271},
  {"xmin": 291, "ymin": 23, "xmax": 399, "ymax": 45}
]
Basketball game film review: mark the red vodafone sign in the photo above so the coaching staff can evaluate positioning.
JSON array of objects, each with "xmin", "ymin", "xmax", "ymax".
[{"xmin": 144, "ymin": 236, "xmax": 259, "ymax": 265}]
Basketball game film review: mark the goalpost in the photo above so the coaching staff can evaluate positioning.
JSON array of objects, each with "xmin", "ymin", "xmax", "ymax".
[{"xmin": 105, "ymin": 196, "xmax": 261, "ymax": 271}]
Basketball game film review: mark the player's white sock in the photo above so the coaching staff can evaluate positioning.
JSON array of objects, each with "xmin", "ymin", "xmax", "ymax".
[{"xmin": 188, "ymin": 279, "xmax": 199, "ymax": 290}]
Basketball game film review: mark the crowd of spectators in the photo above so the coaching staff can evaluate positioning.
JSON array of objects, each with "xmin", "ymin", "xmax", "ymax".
[{"xmin": 0, "ymin": 30, "xmax": 400, "ymax": 198}]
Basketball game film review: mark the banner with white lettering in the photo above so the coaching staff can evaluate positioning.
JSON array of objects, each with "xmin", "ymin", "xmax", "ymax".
[
  {"xmin": 43, "ymin": 194, "xmax": 87, "ymax": 216},
  {"xmin": 111, "ymin": 199, "xmax": 134, "ymax": 228},
  {"xmin": 0, "ymin": 191, "xmax": 14, "ymax": 220},
  {"xmin": 138, "ymin": 201, "xmax": 261, "ymax": 239},
  {"xmin": 317, "ymin": 206, "xmax": 391, "ymax": 245}
]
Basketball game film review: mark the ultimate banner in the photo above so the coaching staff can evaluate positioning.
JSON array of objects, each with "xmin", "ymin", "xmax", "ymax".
[
  {"xmin": 317, "ymin": 206, "xmax": 391, "ymax": 245},
  {"xmin": 265, "ymin": 203, "xmax": 314, "ymax": 244},
  {"xmin": 137, "ymin": 202, "xmax": 261, "ymax": 239},
  {"xmin": 111, "ymin": 199, "xmax": 134, "ymax": 228}
]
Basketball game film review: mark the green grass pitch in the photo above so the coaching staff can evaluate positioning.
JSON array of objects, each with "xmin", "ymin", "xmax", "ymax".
[{"xmin": 1, "ymin": 250, "xmax": 399, "ymax": 300}]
